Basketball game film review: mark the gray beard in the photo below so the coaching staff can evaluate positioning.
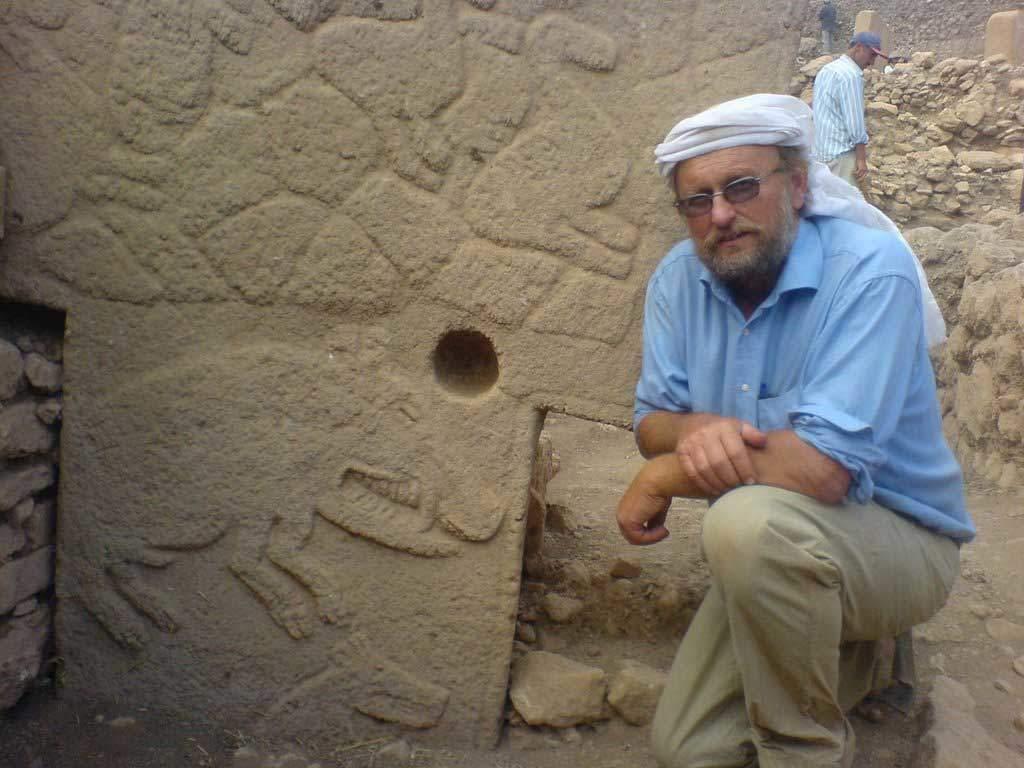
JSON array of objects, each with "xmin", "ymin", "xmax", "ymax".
[{"xmin": 698, "ymin": 211, "xmax": 800, "ymax": 304}]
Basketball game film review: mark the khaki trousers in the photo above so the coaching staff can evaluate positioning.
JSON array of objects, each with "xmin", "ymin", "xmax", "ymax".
[
  {"xmin": 826, "ymin": 151, "xmax": 857, "ymax": 187},
  {"xmin": 651, "ymin": 486, "xmax": 959, "ymax": 768}
]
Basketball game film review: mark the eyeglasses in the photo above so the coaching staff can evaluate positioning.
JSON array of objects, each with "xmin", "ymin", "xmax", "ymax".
[{"xmin": 674, "ymin": 168, "xmax": 787, "ymax": 218}]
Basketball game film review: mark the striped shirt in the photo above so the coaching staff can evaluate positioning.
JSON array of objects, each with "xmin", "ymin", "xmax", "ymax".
[{"xmin": 812, "ymin": 55, "xmax": 869, "ymax": 163}]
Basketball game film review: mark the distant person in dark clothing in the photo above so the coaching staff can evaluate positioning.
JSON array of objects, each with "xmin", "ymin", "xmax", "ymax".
[{"xmin": 819, "ymin": 0, "xmax": 838, "ymax": 52}]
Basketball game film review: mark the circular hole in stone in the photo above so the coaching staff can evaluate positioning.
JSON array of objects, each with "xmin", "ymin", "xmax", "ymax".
[{"xmin": 432, "ymin": 329, "xmax": 499, "ymax": 396}]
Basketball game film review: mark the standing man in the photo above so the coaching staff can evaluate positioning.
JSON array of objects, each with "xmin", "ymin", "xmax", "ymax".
[
  {"xmin": 819, "ymin": 0, "xmax": 838, "ymax": 53},
  {"xmin": 618, "ymin": 94, "xmax": 972, "ymax": 768},
  {"xmin": 812, "ymin": 31, "xmax": 888, "ymax": 185}
]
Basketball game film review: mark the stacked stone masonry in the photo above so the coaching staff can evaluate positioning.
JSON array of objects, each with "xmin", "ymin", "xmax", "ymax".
[
  {"xmin": 793, "ymin": 51, "xmax": 1024, "ymax": 230},
  {"xmin": 0, "ymin": 306, "xmax": 62, "ymax": 710},
  {"xmin": 907, "ymin": 215, "xmax": 1024, "ymax": 489},
  {"xmin": 797, "ymin": 0, "xmax": 1024, "ymax": 60}
]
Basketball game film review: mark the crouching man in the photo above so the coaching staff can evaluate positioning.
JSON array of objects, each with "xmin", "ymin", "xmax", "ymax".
[{"xmin": 618, "ymin": 94, "xmax": 975, "ymax": 768}]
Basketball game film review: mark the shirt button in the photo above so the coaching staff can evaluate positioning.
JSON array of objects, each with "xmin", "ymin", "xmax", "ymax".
[
  {"xmin": 742, "ymin": 328, "xmax": 750, "ymax": 336},
  {"xmin": 740, "ymin": 384, "xmax": 750, "ymax": 392}
]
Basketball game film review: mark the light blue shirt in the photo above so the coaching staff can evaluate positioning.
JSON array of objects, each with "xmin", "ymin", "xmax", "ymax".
[
  {"xmin": 634, "ymin": 216, "xmax": 974, "ymax": 542},
  {"xmin": 813, "ymin": 55, "xmax": 869, "ymax": 163}
]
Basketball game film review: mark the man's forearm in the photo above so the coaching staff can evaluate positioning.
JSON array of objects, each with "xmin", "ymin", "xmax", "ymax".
[
  {"xmin": 635, "ymin": 411, "xmax": 727, "ymax": 458},
  {"xmin": 750, "ymin": 430, "xmax": 850, "ymax": 504},
  {"xmin": 634, "ymin": 428, "xmax": 850, "ymax": 505},
  {"xmin": 855, "ymin": 142, "xmax": 867, "ymax": 167}
]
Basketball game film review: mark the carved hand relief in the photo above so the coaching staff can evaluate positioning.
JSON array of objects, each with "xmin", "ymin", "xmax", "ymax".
[
  {"xmin": 75, "ymin": 337, "xmax": 482, "ymax": 645},
  {"xmin": 69, "ymin": 336, "xmax": 466, "ymax": 725}
]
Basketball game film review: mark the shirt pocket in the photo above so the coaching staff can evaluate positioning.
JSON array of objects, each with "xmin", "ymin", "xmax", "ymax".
[{"xmin": 756, "ymin": 388, "xmax": 801, "ymax": 432}]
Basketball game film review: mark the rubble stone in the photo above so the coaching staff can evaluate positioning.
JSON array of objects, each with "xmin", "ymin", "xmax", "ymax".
[
  {"xmin": 0, "ymin": 521, "xmax": 26, "ymax": 563},
  {"xmin": 0, "ymin": 463, "xmax": 55, "ymax": 511},
  {"xmin": 0, "ymin": 401, "xmax": 55, "ymax": 459},
  {"xmin": 0, "ymin": 340, "xmax": 23, "ymax": 400},
  {"xmin": 957, "ymin": 150, "xmax": 1020, "ymax": 171},
  {"xmin": 509, "ymin": 651, "xmax": 607, "ymax": 727},
  {"xmin": 0, "ymin": 547, "xmax": 53, "ymax": 614},
  {"xmin": 35, "ymin": 399, "xmax": 61, "ymax": 425},
  {"xmin": 609, "ymin": 559, "xmax": 642, "ymax": 579},
  {"xmin": 23, "ymin": 354, "xmax": 61, "ymax": 393},
  {"xmin": 0, "ymin": 604, "xmax": 50, "ymax": 709},
  {"xmin": 607, "ymin": 660, "xmax": 667, "ymax": 726},
  {"xmin": 543, "ymin": 593, "xmax": 584, "ymax": 623},
  {"xmin": 24, "ymin": 499, "xmax": 54, "ymax": 549}
]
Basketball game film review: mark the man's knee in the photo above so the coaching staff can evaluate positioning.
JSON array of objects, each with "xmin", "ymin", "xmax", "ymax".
[
  {"xmin": 702, "ymin": 487, "xmax": 773, "ymax": 568},
  {"xmin": 702, "ymin": 486, "xmax": 831, "ymax": 594}
]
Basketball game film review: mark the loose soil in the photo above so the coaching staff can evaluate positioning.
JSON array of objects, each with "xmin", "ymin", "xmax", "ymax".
[{"xmin": 3, "ymin": 413, "xmax": 1023, "ymax": 767}]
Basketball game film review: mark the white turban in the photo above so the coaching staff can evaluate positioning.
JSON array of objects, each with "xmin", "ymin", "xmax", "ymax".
[{"xmin": 655, "ymin": 94, "xmax": 946, "ymax": 348}]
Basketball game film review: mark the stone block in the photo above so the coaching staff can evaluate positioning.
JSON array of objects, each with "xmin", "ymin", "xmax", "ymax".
[
  {"xmin": 0, "ymin": 0, "xmax": 910, "ymax": 748},
  {"xmin": 24, "ymin": 354, "xmax": 61, "ymax": 393},
  {"xmin": 607, "ymin": 660, "xmax": 666, "ymax": 726},
  {"xmin": 15, "ymin": 335, "xmax": 62, "ymax": 363},
  {"xmin": 509, "ymin": 652, "xmax": 607, "ymax": 727},
  {"xmin": 0, "ymin": 165, "xmax": 4, "ymax": 241},
  {"xmin": 0, "ymin": 547, "xmax": 53, "ymax": 614},
  {"xmin": 929, "ymin": 145, "xmax": 958, "ymax": 167},
  {"xmin": 0, "ymin": 340, "xmax": 23, "ymax": 401},
  {"xmin": 0, "ymin": 604, "xmax": 50, "ymax": 709},
  {"xmin": 1011, "ymin": 80, "xmax": 1024, "ymax": 98},
  {"xmin": 24, "ymin": 499, "xmax": 54, "ymax": 550},
  {"xmin": 0, "ymin": 522, "xmax": 26, "ymax": 563},
  {"xmin": 800, "ymin": 54, "xmax": 834, "ymax": 78},
  {"xmin": 954, "ymin": 100, "xmax": 986, "ymax": 129},
  {"xmin": 0, "ymin": 463, "xmax": 55, "ymax": 511},
  {"xmin": 0, "ymin": 401, "xmax": 55, "ymax": 459},
  {"xmin": 867, "ymin": 102, "xmax": 898, "ymax": 117},
  {"xmin": 910, "ymin": 52, "xmax": 936, "ymax": 69},
  {"xmin": 984, "ymin": 10, "xmax": 1024, "ymax": 67},
  {"xmin": 542, "ymin": 593, "xmax": 584, "ymax": 623},
  {"xmin": 853, "ymin": 10, "xmax": 891, "ymax": 71},
  {"xmin": 957, "ymin": 151, "xmax": 1020, "ymax": 172},
  {"xmin": 36, "ymin": 399, "xmax": 61, "ymax": 425}
]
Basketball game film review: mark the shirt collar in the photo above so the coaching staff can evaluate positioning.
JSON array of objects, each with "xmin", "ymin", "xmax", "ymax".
[
  {"xmin": 839, "ymin": 54, "xmax": 864, "ymax": 76},
  {"xmin": 697, "ymin": 216, "xmax": 822, "ymax": 310}
]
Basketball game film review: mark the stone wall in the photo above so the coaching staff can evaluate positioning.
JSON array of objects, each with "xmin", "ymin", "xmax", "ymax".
[
  {"xmin": 0, "ymin": 304, "xmax": 63, "ymax": 710},
  {"xmin": 908, "ymin": 215, "xmax": 1024, "ymax": 489},
  {"xmin": 793, "ymin": 52, "xmax": 1024, "ymax": 229},
  {"xmin": 0, "ymin": 0, "xmax": 803, "ymax": 749},
  {"xmin": 799, "ymin": 1, "xmax": 1024, "ymax": 59}
]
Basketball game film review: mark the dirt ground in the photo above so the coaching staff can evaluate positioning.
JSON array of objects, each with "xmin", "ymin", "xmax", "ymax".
[{"xmin": 3, "ymin": 413, "xmax": 1024, "ymax": 767}]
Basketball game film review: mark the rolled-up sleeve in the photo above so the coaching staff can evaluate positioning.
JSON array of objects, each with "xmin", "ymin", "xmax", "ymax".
[
  {"xmin": 633, "ymin": 270, "xmax": 692, "ymax": 431},
  {"xmin": 791, "ymin": 272, "xmax": 922, "ymax": 502}
]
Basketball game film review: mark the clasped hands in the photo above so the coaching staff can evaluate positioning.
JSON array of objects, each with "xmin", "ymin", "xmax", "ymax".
[{"xmin": 617, "ymin": 417, "xmax": 767, "ymax": 545}]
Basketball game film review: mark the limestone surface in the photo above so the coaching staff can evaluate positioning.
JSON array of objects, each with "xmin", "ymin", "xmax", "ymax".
[{"xmin": 0, "ymin": 0, "xmax": 802, "ymax": 747}]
